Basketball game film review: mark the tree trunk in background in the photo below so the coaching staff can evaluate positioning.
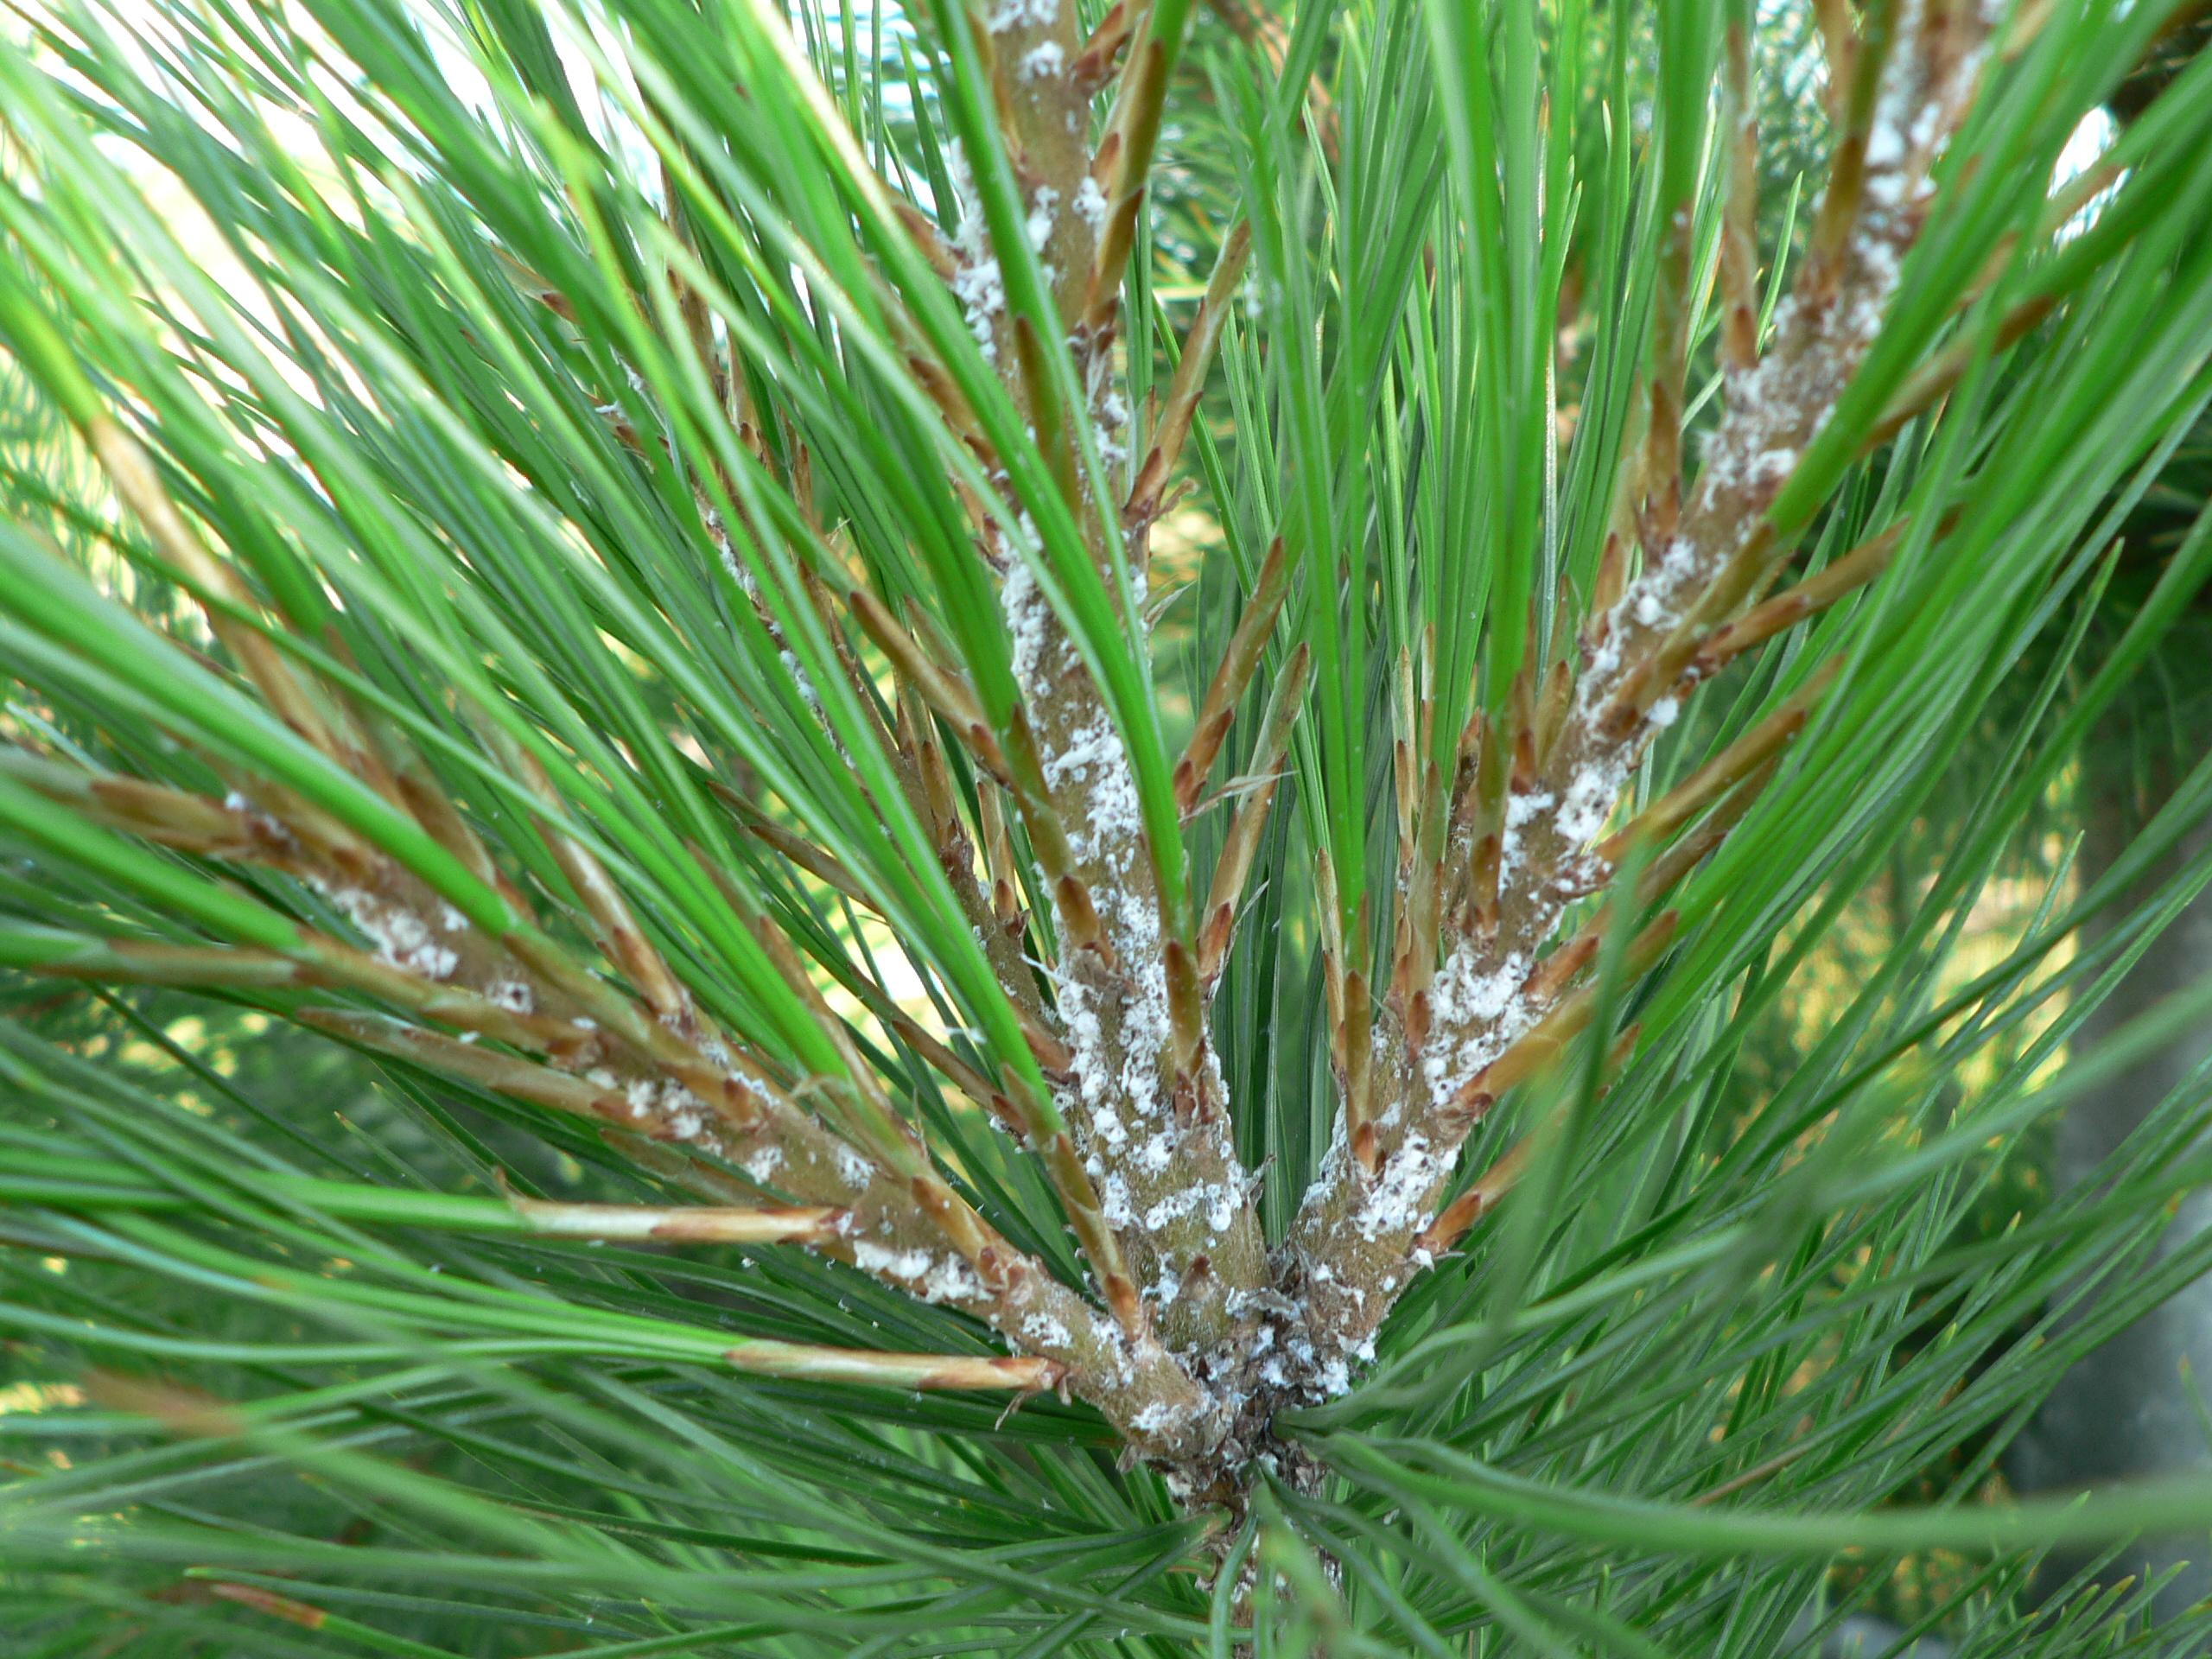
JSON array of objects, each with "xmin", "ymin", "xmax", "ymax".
[
  {"xmin": 2006, "ymin": 738, "xmax": 2212, "ymax": 1625},
  {"xmin": 2000, "ymin": 22, "xmax": 2212, "ymax": 1620}
]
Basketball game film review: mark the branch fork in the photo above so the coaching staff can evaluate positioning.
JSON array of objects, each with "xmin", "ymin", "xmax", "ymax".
[{"xmin": 0, "ymin": 0, "xmax": 2003, "ymax": 1498}]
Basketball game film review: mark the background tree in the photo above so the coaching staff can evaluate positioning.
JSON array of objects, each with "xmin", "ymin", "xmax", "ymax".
[
  {"xmin": 7, "ymin": 0, "xmax": 2212, "ymax": 1652},
  {"xmin": 2001, "ymin": 20, "xmax": 2212, "ymax": 1599}
]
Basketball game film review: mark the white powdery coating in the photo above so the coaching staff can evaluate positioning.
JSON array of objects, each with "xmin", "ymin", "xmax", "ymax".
[
  {"xmin": 1073, "ymin": 175, "xmax": 1109, "ymax": 232},
  {"xmin": 625, "ymin": 1079, "xmax": 657, "ymax": 1120},
  {"xmin": 952, "ymin": 258, "xmax": 1007, "ymax": 361},
  {"xmin": 1042, "ymin": 715, "xmax": 1147, "ymax": 868},
  {"xmin": 1586, "ymin": 536, "xmax": 1695, "ymax": 707},
  {"xmin": 1058, "ymin": 899, "xmax": 1173, "ymax": 1128},
  {"xmin": 852, "ymin": 1241, "xmax": 986, "ymax": 1306},
  {"xmin": 486, "ymin": 979, "xmax": 534, "ymax": 1014},
  {"xmin": 1864, "ymin": 0, "xmax": 1931, "ymax": 210},
  {"xmin": 986, "ymin": 0, "xmax": 1057, "ymax": 31},
  {"xmin": 711, "ymin": 514, "xmax": 758, "ymax": 595},
  {"xmin": 1504, "ymin": 791, "xmax": 1554, "ymax": 830},
  {"xmin": 1003, "ymin": 488, "xmax": 1188, "ymax": 1256},
  {"xmin": 1500, "ymin": 790, "xmax": 1554, "ymax": 883},
  {"xmin": 741, "ymin": 1144, "xmax": 785, "ymax": 1183},
  {"xmin": 1019, "ymin": 41, "xmax": 1065, "ymax": 79},
  {"xmin": 1847, "ymin": 238, "xmax": 1903, "ymax": 339},
  {"xmin": 1686, "ymin": 0, "xmax": 1936, "ymax": 520},
  {"xmin": 835, "ymin": 1143, "xmax": 875, "ymax": 1191},
  {"xmin": 1099, "ymin": 1169, "xmax": 1135, "ymax": 1228},
  {"xmin": 317, "ymin": 884, "xmax": 460, "ymax": 982},
  {"xmin": 1026, "ymin": 185, "xmax": 1060, "ymax": 252},
  {"xmin": 1141, "ymin": 1179, "xmax": 1239, "ymax": 1236},
  {"xmin": 1420, "ymin": 944, "xmax": 1533, "ymax": 1106},
  {"xmin": 922, "ymin": 1256, "xmax": 988, "ymax": 1305},
  {"xmin": 1751, "ymin": 447, "xmax": 1797, "ymax": 485},
  {"xmin": 947, "ymin": 138, "xmax": 987, "ymax": 257},
  {"xmin": 851, "ymin": 1241, "xmax": 933, "ymax": 1281},
  {"xmin": 1554, "ymin": 753, "xmax": 1626, "ymax": 846},
  {"xmin": 1628, "ymin": 59, "xmax": 1916, "ymax": 648},
  {"xmin": 1020, "ymin": 1312, "xmax": 1073, "ymax": 1348},
  {"xmin": 1866, "ymin": 116, "xmax": 1906, "ymax": 170},
  {"xmin": 1208, "ymin": 1178, "xmax": 1238, "ymax": 1234},
  {"xmin": 780, "ymin": 650, "xmax": 823, "ymax": 714},
  {"xmin": 945, "ymin": 140, "xmax": 1005, "ymax": 362},
  {"xmin": 1582, "ymin": 627, "xmax": 1623, "ymax": 693},
  {"xmin": 1093, "ymin": 387, "xmax": 1132, "ymax": 470},
  {"xmin": 1429, "ymin": 945, "xmax": 1527, "ymax": 1031},
  {"xmin": 644, "ymin": 1080, "xmax": 709, "ymax": 1141},
  {"xmin": 1033, "ymin": 705, "xmax": 1174, "ymax": 1144},
  {"xmin": 1000, "ymin": 556, "xmax": 1058, "ymax": 690}
]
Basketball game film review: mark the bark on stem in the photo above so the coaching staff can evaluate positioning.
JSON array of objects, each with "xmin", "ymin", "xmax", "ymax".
[{"xmin": 962, "ymin": 0, "xmax": 1272, "ymax": 1440}]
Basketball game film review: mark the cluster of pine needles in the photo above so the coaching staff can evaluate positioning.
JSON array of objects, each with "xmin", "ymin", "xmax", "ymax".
[{"xmin": 6, "ymin": 0, "xmax": 2212, "ymax": 1651}]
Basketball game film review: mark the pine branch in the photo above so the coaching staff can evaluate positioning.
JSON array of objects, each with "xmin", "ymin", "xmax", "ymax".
[
  {"xmin": 931, "ymin": 0, "xmax": 1273, "ymax": 1430},
  {"xmin": 0, "ymin": 543, "xmax": 1192, "ymax": 1446},
  {"xmin": 8, "ymin": 0, "xmax": 2206, "ymax": 1560},
  {"xmin": 1282, "ymin": 0, "xmax": 1995, "ymax": 1393}
]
